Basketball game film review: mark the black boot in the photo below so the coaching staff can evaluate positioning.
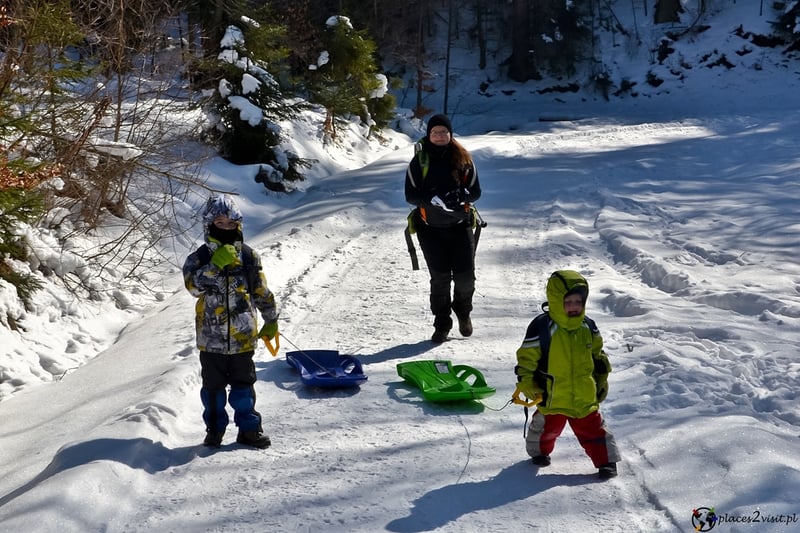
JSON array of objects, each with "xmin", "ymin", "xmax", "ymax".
[
  {"xmin": 237, "ymin": 430, "xmax": 271, "ymax": 449},
  {"xmin": 431, "ymin": 312, "xmax": 452, "ymax": 344},
  {"xmin": 431, "ymin": 328, "xmax": 449, "ymax": 343},
  {"xmin": 203, "ymin": 430, "xmax": 224, "ymax": 448},
  {"xmin": 598, "ymin": 462, "xmax": 617, "ymax": 479},
  {"xmin": 531, "ymin": 455, "xmax": 551, "ymax": 466},
  {"xmin": 457, "ymin": 315, "xmax": 473, "ymax": 337}
]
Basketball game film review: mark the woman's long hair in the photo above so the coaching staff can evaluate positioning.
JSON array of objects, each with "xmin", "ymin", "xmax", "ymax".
[{"xmin": 448, "ymin": 138, "xmax": 473, "ymax": 184}]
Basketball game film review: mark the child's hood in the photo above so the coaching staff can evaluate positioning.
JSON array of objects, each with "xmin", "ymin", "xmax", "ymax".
[
  {"xmin": 201, "ymin": 194, "xmax": 244, "ymax": 244},
  {"xmin": 546, "ymin": 270, "xmax": 589, "ymax": 330}
]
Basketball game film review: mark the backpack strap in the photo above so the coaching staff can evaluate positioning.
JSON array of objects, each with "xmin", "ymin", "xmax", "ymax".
[
  {"xmin": 197, "ymin": 243, "xmax": 211, "ymax": 265},
  {"xmin": 240, "ymin": 244, "xmax": 261, "ymax": 295},
  {"xmin": 414, "ymin": 140, "xmax": 429, "ymax": 179},
  {"xmin": 404, "ymin": 220, "xmax": 419, "ymax": 270},
  {"xmin": 532, "ymin": 310, "xmax": 552, "ymax": 375}
]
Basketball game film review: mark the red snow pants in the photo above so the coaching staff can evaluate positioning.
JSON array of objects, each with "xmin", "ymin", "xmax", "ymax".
[{"xmin": 525, "ymin": 410, "xmax": 620, "ymax": 467}]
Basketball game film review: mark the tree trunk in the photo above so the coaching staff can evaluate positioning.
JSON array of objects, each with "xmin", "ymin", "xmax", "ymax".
[
  {"xmin": 507, "ymin": 0, "xmax": 530, "ymax": 81},
  {"xmin": 475, "ymin": 0, "xmax": 486, "ymax": 70},
  {"xmin": 444, "ymin": 0, "xmax": 453, "ymax": 113},
  {"xmin": 654, "ymin": 0, "xmax": 682, "ymax": 24},
  {"xmin": 414, "ymin": 0, "xmax": 427, "ymax": 117}
]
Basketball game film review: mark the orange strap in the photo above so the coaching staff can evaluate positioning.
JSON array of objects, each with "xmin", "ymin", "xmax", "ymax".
[
  {"xmin": 262, "ymin": 334, "xmax": 280, "ymax": 357},
  {"xmin": 511, "ymin": 386, "xmax": 541, "ymax": 407}
]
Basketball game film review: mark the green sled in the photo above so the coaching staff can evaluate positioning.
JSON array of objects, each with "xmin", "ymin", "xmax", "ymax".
[{"xmin": 396, "ymin": 360, "xmax": 496, "ymax": 402}]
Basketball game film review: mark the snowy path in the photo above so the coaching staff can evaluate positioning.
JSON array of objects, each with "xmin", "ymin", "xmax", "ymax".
[{"xmin": 125, "ymin": 199, "xmax": 676, "ymax": 533}]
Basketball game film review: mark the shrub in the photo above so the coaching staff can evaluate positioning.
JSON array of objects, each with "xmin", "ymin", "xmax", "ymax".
[
  {"xmin": 0, "ymin": 186, "xmax": 45, "ymax": 308},
  {"xmin": 306, "ymin": 16, "xmax": 395, "ymax": 139}
]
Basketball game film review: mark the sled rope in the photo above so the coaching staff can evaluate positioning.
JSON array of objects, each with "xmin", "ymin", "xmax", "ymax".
[
  {"xmin": 479, "ymin": 384, "xmax": 540, "ymax": 412},
  {"xmin": 478, "ymin": 398, "xmax": 513, "ymax": 411},
  {"xmin": 279, "ymin": 333, "xmax": 337, "ymax": 377},
  {"xmin": 455, "ymin": 415, "xmax": 472, "ymax": 484},
  {"xmin": 478, "ymin": 386, "xmax": 541, "ymax": 437}
]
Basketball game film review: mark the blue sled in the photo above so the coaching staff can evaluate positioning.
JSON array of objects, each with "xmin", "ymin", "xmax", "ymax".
[{"xmin": 286, "ymin": 350, "xmax": 368, "ymax": 388}]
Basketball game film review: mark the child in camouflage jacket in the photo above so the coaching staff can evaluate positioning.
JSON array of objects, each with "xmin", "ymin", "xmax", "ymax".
[{"xmin": 183, "ymin": 194, "xmax": 278, "ymax": 449}]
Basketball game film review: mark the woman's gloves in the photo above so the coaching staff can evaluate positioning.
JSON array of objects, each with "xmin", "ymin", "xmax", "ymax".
[
  {"xmin": 430, "ymin": 189, "xmax": 471, "ymax": 212},
  {"xmin": 429, "ymin": 195, "xmax": 449, "ymax": 210}
]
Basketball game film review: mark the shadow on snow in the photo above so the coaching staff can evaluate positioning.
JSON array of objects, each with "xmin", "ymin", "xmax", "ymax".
[
  {"xmin": 0, "ymin": 438, "xmax": 215, "ymax": 509},
  {"xmin": 385, "ymin": 459, "xmax": 604, "ymax": 532}
]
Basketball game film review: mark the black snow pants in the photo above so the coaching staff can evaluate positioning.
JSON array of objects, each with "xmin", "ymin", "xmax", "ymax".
[
  {"xmin": 199, "ymin": 351, "xmax": 263, "ymax": 434},
  {"xmin": 415, "ymin": 220, "xmax": 476, "ymax": 331}
]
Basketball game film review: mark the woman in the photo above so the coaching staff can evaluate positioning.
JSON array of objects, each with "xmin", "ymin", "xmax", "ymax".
[{"xmin": 404, "ymin": 114, "xmax": 482, "ymax": 343}]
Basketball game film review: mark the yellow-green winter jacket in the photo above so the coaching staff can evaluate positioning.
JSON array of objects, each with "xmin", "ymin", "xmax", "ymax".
[{"xmin": 515, "ymin": 270, "xmax": 611, "ymax": 419}]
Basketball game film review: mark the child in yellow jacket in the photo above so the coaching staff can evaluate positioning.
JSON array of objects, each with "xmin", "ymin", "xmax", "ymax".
[{"xmin": 515, "ymin": 270, "xmax": 620, "ymax": 479}]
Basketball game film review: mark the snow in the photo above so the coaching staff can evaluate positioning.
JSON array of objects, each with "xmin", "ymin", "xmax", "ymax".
[
  {"xmin": 220, "ymin": 26, "xmax": 244, "ymax": 50},
  {"xmin": 228, "ymin": 95, "xmax": 265, "ymax": 126},
  {"xmin": 1, "ymin": 3, "xmax": 800, "ymax": 532},
  {"xmin": 241, "ymin": 73, "xmax": 261, "ymax": 95},
  {"xmin": 327, "ymin": 16, "xmax": 353, "ymax": 30},
  {"xmin": 371, "ymin": 73, "xmax": 389, "ymax": 99}
]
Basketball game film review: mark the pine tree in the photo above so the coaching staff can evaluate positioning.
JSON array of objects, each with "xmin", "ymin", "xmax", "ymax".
[
  {"xmin": 772, "ymin": 1, "xmax": 800, "ymax": 52},
  {"xmin": 307, "ymin": 16, "xmax": 395, "ymax": 140},
  {"xmin": 0, "ymin": 185, "xmax": 45, "ymax": 312},
  {"xmin": 197, "ymin": 11, "xmax": 311, "ymax": 187},
  {"xmin": 0, "ymin": 0, "xmax": 81, "ymax": 311}
]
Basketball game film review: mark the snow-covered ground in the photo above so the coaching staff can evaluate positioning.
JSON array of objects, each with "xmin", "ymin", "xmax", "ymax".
[{"xmin": 1, "ymin": 2, "xmax": 800, "ymax": 532}]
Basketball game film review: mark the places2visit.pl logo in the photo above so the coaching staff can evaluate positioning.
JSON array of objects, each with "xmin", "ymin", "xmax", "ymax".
[
  {"xmin": 692, "ymin": 506, "xmax": 798, "ymax": 530},
  {"xmin": 692, "ymin": 507, "xmax": 718, "ymax": 531}
]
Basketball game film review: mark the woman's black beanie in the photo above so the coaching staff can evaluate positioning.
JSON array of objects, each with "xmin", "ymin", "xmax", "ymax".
[{"xmin": 426, "ymin": 114, "xmax": 453, "ymax": 138}]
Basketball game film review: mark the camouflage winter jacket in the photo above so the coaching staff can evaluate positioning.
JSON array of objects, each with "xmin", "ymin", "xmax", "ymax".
[{"xmin": 183, "ymin": 196, "xmax": 277, "ymax": 355}]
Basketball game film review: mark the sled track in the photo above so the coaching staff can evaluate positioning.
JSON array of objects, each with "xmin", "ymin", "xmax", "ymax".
[
  {"xmin": 267, "ymin": 209, "xmax": 423, "ymax": 352},
  {"xmin": 492, "ymin": 121, "xmax": 712, "ymax": 157}
]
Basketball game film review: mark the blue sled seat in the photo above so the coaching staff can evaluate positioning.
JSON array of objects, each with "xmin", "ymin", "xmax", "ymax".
[{"xmin": 286, "ymin": 350, "xmax": 367, "ymax": 388}]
